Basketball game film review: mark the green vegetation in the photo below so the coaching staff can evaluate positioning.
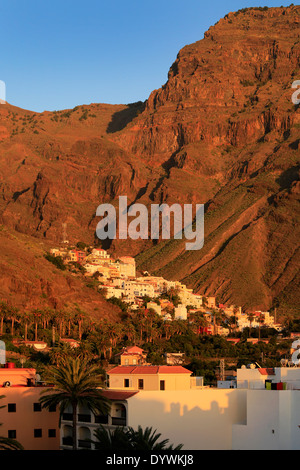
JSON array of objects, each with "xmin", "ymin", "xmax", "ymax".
[
  {"xmin": 39, "ymin": 357, "xmax": 110, "ymax": 450},
  {"xmin": 0, "ymin": 292, "xmax": 298, "ymax": 386},
  {"xmin": 44, "ymin": 253, "xmax": 66, "ymax": 271},
  {"xmin": 92, "ymin": 425, "xmax": 183, "ymax": 451}
]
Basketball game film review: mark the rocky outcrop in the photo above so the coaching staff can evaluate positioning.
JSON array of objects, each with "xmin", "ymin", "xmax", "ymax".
[{"xmin": 0, "ymin": 6, "xmax": 299, "ymax": 313}]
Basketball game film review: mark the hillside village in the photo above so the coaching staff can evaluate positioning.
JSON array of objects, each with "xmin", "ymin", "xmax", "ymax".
[{"xmin": 49, "ymin": 244, "xmax": 283, "ymax": 337}]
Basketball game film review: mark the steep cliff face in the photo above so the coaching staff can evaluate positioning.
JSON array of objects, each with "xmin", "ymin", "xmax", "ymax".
[
  {"xmin": 0, "ymin": 5, "xmax": 299, "ymax": 314},
  {"xmin": 0, "ymin": 103, "xmax": 150, "ymax": 244},
  {"xmin": 115, "ymin": 5, "xmax": 300, "ymax": 313},
  {"xmin": 113, "ymin": 6, "xmax": 299, "ymax": 199}
]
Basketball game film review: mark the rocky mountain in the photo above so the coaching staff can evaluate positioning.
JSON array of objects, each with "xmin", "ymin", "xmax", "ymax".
[{"xmin": 0, "ymin": 5, "xmax": 299, "ymax": 315}]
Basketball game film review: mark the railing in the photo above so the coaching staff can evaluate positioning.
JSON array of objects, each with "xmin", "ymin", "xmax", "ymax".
[
  {"xmin": 77, "ymin": 413, "xmax": 91, "ymax": 423},
  {"xmin": 95, "ymin": 414, "xmax": 109, "ymax": 424},
  {"xmin": 78, "ymin": 439, "xmax": 91, "ymax": 449},
  {"xmin": 62, "ymin": 436, "xmax": 73, "ymax": 446},
  {"xmin": 237, "ymin": 380, "xmax": 299, "ymax": 390},
  {"xmin": 111, "ymin": 417, "xmax": 126, "ymax": 426}
]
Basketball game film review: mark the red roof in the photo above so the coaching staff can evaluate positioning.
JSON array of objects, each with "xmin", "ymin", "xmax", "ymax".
[
  {"xmin": 107, "ymin": 365, "xmax": 192, "ymax": 375},
  {"xmin": 101, "ymin": 390, "xmax": 139, "ymax": 400},
  {"xmin": 258, "ymin": 368, "xmax": 275, "ymax": 375},
  {"xmin": 124, "ymin": 346, "xmax": 144, "ymax": 354}
]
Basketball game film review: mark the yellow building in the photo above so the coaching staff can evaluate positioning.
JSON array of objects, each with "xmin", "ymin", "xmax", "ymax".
[
  {"xmin": 117, "ymin": 346, "xmax": 148, "ymax": 366},
  {"xmin": 107, "ymin": 365, "xmax": 203, "ymax": 391}
]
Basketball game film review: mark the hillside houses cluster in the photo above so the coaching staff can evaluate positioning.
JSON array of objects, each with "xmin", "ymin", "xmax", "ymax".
[{"xmin": 49, "ymin": 246, "xmax": 281, "ymax": 335}]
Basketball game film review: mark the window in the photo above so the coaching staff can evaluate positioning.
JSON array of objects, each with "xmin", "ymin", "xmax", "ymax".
[
  {"xmin": 48, "ymin": 429, "xmax": 56, "ymax": 438},
  {"xmin": 138, "ymin": 379, "xmax": 144, "ymax": 390},
  {"xmin": 8, "ymin": 430, "xmax": 16, "ymax": 439},
  {"xmin": 34, "ymin": 429, "xmax": 42, "ymax": 438},
  {"xmin": 124, "ymin": 378, "xmax": 130, "ymax": 388},
  {"xmin": 160, "ymin": 380, "xmax": 165, "ymax": 391},
  {"xmin": 49, "ymin": 404, "xmax": 56, "ymax": 412},
  {"xmin": 33, "ymin": 402, "xmax": 42, "ymax": 412},
  {"xmin": 8, "ymin": 403, "xmax": 16, "ymax": 412},
  {"xmin": 133, "ymin": 358, "xmax": 137, "ymax": 365}
]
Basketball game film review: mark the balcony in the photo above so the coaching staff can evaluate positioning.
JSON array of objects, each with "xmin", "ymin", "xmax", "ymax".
[
  {"xmin": 111, "ymin": 417, "xmax": 126, "ymax": 426},
  {"xmin": 95, "ymin": 414, "xmax": 109, "ymax": 424},
  {"xmin": 78, "ymin": 439, "xmax": 91, "ymax": 449},
  {"xmin": 62, "ymin": 436, "xmax": 73, "ymax": 446},
  {"xmin": 77, "ymin": 413, "xmax": 91, "ymax": 423}
]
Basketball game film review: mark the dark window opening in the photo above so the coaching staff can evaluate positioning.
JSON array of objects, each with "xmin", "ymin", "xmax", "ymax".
[
  {"xmin": 33, "ymin": 402, "xmax": 42, "ymax": 412},
  {"xmin": 48, "ymin": 429, "xmax": 56, "ymax": 438},
  {"xmin": 138, "ymin": 379, "xmax": 144, "ymax": 390},
  {"xmin": 34, "ymin": 429, "xmax": 42, "ymax": 438}
]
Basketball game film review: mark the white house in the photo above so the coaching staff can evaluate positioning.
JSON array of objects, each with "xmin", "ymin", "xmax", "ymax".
[{"xmin": 174, "ymin": 304, "xmax": 187, "ymax": 320}]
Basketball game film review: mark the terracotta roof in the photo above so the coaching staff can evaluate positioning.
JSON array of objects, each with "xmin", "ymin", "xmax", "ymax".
[
  {"xmin": 258, "ymin": 368, "xmax": 275, "ymax": 375},
  {"xmin": 107, "ymin": 365, "xmax": 192, "ymax": 375},
  {"xmin": 101, "ymin": 390, "xmax": 139, "ymax": 400},
  {"xmin": 125, "ymin": 346, "xmax": 144, "ymax": 354}
]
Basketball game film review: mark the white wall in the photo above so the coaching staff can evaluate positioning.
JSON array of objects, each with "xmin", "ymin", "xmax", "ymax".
[
  {"xmin": 127, "ymin": 389, "xmax": 247, "ymax": 450},
  {"xmin": 232, "ymin": 390, "xmax": 300, "ymax": 450}
]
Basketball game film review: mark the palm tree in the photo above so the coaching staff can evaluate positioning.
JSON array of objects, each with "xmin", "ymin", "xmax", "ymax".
[
  {"xmin": 7, "ymin": 305, "xmax": 19, "ymax": 337},
  {"xmin": 32, "ymin": 309, "xmax": 43, "ymax": 342},
  {"xmin": 247, "ymin": 312, "xmax": 255, "ymax": 337},
  {"xmin": 0, "ymin": 395, "xmax": 23, "ymax": 450},
  {"xmin": 92, "ymin": 425, "xmax": 183, "ymax": 451},
  {"xmin": 21, "ymin": 311, "xmax": 33, "ymax": 342},
  {"xmin": 39, "ymin": 356, "xmax": 110, "ymax": 450},
  {"xmin": 0, "ymin": 301, "xmax": 8, "ymax": 336},
  {"xmin": 49, "ymin": 342, "xmax": 73, "ymax": 366},
  {"xmin": 258, "ymin": 313, "xmax": 265, "ymax": 341},
  {"xmin": 128, "ymin": 425, "xmax": 183, "ymax": 451},
  {"xmin": 92, "ymin": 425, "xmax": 133, "ymax": 451}
]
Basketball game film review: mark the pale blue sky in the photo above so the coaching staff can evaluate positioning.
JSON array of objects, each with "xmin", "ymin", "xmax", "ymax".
[{"xmin": 0, "ymin": 0, "xmax": 295, "ymax": 112}]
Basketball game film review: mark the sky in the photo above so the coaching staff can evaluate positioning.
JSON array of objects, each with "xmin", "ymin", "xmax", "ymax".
[{"xmin": 0, "ymin": 0, "xmax": 296, "ymax": 112}]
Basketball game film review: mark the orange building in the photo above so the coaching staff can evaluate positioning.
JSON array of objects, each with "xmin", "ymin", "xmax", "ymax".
[{"xmin": 0, "ymin": 363, "xmax": 60, "ymax": 450}]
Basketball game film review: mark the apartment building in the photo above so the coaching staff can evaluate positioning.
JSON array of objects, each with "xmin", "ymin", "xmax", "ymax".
[
  {"xmin": 0, "ymin": 363, "xmax": 60, "ymax": 450},
  {"xmin": 174, "ymin": 304, "xmax": 187, "ymax": 320},
  {"xmin": 91, "ymin": 248, "xmax": 110, "ymax": 259},
  {"xmin": 66, "ymin": 250, "xmax": 86, "ymax": 264},
  {"xmin": 118, "ymin": 256, "xmax": 136, "ymax": 278},
  {"xmin": 123, "ymin": 280, "xmax": 155, "ymax": 299},
  {"xmin": 60, "ymin": 390, "xmax": 138, "ymax": 450}
]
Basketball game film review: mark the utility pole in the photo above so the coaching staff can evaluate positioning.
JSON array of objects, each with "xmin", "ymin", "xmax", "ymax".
[{"xmin": 220, "ymin": 359, "xmax": 225, "ymax": 381}]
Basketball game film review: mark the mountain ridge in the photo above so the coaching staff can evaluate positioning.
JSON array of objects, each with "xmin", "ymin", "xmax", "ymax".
[{"xmin": 0, "ymin": 5, "xmax": 299, "ymax": 315}]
